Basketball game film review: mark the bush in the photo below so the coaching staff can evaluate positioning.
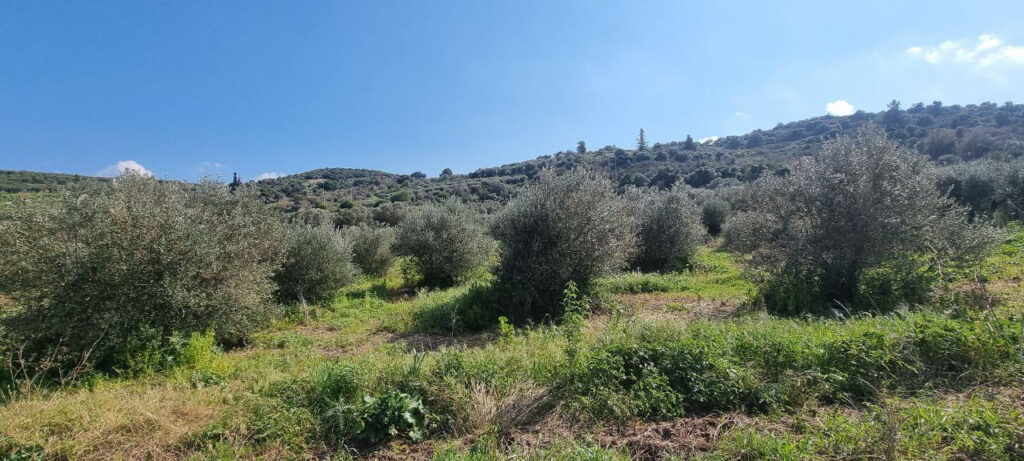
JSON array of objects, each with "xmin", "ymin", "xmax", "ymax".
[
  {"xmin": 491, "ymin": 169, "xmax": 637, "ymax": 322},
  {"xmin": 632, "ymin": 189, "xmax": 706, "ymax": 272},
  {"xmin": 938, "ymin": 159, "xmax": 1024, "ymax": 222},
  {"xmin": 725, "ymin": 127, "xmax": 998, "ymax": 314},
  {"xmin": 274, "ymin": 225, "xmax": 358, "ymax": 304},
  {"xmin": 560, "ymin": 309, "xmax": 1021, "ymax": 421},
  {"xmin": 701, "ymin": 199, "xmax": 731, "ymax": 236},
  {"xmin": 343, "ymin": 223, "xmax": 396, "ymax": 277},
  {"xmin": 0, "ymin": 174, "xmax": 285, "ymax": 373},
  {"xmin": 394, "ymin": 199, "xmax": 492, "ymax": 287},
  {"xmin": 289, "ymin": 207, "xmax": 334, "ymax": 227}
]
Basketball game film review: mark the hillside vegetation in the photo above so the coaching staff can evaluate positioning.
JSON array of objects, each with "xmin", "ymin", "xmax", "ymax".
[
  {"xmin": 252, "ymin": 101, "xmax": 1024, "ymax": 217},
  {"xmin": 0, "ymin": 110, "xmax": 1023, "ymax": 460}
]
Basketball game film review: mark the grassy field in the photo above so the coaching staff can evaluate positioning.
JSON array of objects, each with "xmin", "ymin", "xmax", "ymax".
[{"xmin": 1, "ymin": 237, "xmax": 1022, "ymax": 460}]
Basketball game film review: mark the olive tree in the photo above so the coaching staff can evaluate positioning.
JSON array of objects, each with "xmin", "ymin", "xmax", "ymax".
[
  {"xmin": 491, "ymin": 169, "xmax": 637, "ymax": 322},
  {"xmin": 726, "ymin": 127, "xmax": 998, "ymax": 314},
  {"xmin": 632, "ymin": 189, "xmax": 706, "ymax": 272},
  {"xmin": 0, "ymin": 174, "xmax": 286, "ymax": 373},
  {"xmin": 343, "ymin": 223, "xmax": 396, "ymax": 277},
  {"xmin": 275, "ymin": 225, "xmax": 358, "ymax": 304},
  {"xmin": 938, "ymin": 159, "xmax": 1024, "ymax": 222},
  {"xmin": 394, "ymin": 199, "xmax": 492, "ymax": 287}
]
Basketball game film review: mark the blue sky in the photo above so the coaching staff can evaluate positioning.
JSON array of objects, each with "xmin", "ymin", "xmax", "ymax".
[{"xmin": 2, "ymin": 1, "xmax": 1024, "ymax": 180}]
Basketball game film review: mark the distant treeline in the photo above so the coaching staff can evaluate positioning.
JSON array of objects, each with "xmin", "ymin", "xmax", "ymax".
[
  {"xmin": 252, "ymin": 100, "xmax": 1024, "ymax": 220},
  {"xmin": 0, "ymin": 170, "xmax": 108, "ymax": 193}
]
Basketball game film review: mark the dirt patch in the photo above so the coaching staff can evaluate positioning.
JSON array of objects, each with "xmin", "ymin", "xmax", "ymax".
[
  {"xmin": 317, "ymin": 330, "xmax": 496, "ymax": 357},
  {"xmin": 612, "ymin": 292, "xmax": 742, "ymax": 323},
  {"xmin": 369, "ymin": 412, "xmax": 755, "ymax": 460},
  {"xmin": 512, "ymin": 413, "xmax": 754, "ymax": 460},
  {"xmin": 386, "ymin": 331, "xmax": 496, "ymax": 352}
]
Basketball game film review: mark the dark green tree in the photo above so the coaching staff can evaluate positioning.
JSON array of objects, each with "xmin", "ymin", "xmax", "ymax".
[
  {"xmin": 883, "ymin": 99, "xmax": 903, "ymax": 128},
  {"xmin": 683, "ymin": 135, "xmax": 697, "ymax": 151},
  {"xmin": 576, "ymin": 140, "xmax": 586, "ymax": 155},
  {"xmin": 229, "ymin": 172, "xmax": 243, "ymax": 192},
  {"xmin": 636, "ymin": 129, "xmax": 648, "ymax": 151}
]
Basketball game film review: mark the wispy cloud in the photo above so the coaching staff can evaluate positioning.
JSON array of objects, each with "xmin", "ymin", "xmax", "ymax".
[
  {"xmin": 97, "ymin": 160, "xmax": 153, "ymax": 177},
  {"xmin": 826, "ymin": 100, "xmax": 855, "ymax": 116},
  {"xmin": 196, "ymin": 161, "xmax": 227, "ymax": 177},
  {"xmin": 733, "ymin": 111, "xmax": 749, "ymax": 118},
  {"xmin": 254, "ymin": 172, "xmax": 285, "ymax": 181},
  {"xmin": 906, "ymin": 34, "xmax": 1024, "ymax": 67}
]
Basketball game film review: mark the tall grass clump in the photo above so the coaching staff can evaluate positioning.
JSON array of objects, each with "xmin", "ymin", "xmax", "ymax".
[
  {"xmin": 632, "ymin": 188, "xmax": 706, "ymax": 272},
  {"xmin": 724, "ymin": 127, "xmax": 999, "ymax": 315},
  {"xmin": 491, "ymin": 169, "xmax": 637, "ymax": 323},
  {"xmin": 274, "ymin": 224, "xmax": 358, "ymax": 304},
  {"xmin": 0, "ymin": 174, "xmax": 285, "ymax": 374},
  {"xmin": 395, "ymin": 199, "xmax": 493, "ymax": 287},
  {"xmin": 343, "ymin": 223, "xmax": 395, "ymax": 277}
]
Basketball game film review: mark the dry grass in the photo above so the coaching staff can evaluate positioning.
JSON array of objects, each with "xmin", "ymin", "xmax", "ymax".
[
  {"xmin": 0, "ymin": 381, "xmax": 228, "ymax": 460},
  {"xmin": 451, "ymin": 381, "xmax": 552, "ymax": 438}
]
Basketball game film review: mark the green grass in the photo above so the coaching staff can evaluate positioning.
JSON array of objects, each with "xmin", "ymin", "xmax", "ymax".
[
  {"xmin": 597, "ymin": 247, "xmax": 754, "ymax": 301},
  {"xmin": 696, "ymin": 393, "xmax": 1024, "ymax": 461},
  {"xmin": 2, "ymin": 233, "xmax": 1023, "ymax": 459},
  {"xmin": 979, "ymin": 222, "xmax": 1024, "ymax": 282}
]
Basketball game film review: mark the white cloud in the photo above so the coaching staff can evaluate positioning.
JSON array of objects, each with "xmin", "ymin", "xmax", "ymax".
[
  {"xmin": 698, "ymin": 136, "xmax": 719, "ymax": 144},
  {"xmin": 906, "ymin": 34, "xmax": 1024, "ymax": 67},
  {"xmin": 196, "ymin": 161, "xmax": 227, "ymax": 177},
  {"xmin": 254, "ymin": 172, "xmax": 285, "ymax": 181},
  {"xmin": 97, "ymin": 160, "xmax": 153, "ymax": 177},
  {"xmin": 733, "ymin": 111, "xmax": 749, "ymax": 118},
  {"xmin": 826, "ymin": 100, "xmax": 856, "ymax": 116}
]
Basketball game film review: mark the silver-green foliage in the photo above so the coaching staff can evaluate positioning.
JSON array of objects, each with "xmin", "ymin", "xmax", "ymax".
[
  {"xmin": 394, "ymin": 199, "xmax": 492, "ymax": 287},
  {"xmin": 491, "ymin": 169, "xmax": 637, "ymax": 322},
  {"xmin": 724, "ymin": 127, "xmax": 998, "ymax": 314},
  {"xmin": 938, "ymin": 158, "xmax": 1024, "ymax": 222},
  {"xmin": 632, "ymin": 188, "xmax": 706, "ymax": 272},
  {"xmin": 274, "ymin": 224, "xmax": 358, "ymax": 304},
  {"xmin": 0, "ymin": 174, "xmax": 286, "ymax": 371},
  {"xmin": 343, "ymin": 223, "xmax": 395, "ymax": 277}
]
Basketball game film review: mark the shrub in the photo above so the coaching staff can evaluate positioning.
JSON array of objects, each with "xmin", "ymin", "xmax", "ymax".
[
  {"xmin": 938, "ymin": 159, "xmax": 1024, "ymax": 222},
  {"xmin": 560, "ymin": 309, "xmax": 1021, "ymax": 421},
  {"xmin": 274, "ymin": 225, "xmax": 358, "ymax": 304},
  {"xmin": 632, "ymin": 189, "xmax": 706, "ymax": 272},
  {"xmin": 0, "ymin": 174, "xmax": 285, "ymax": 373},
  {"xmin": 725, "ymin": 127, "xmax": 999, "ymax": 314},
  {"xmin": 343, "ymin": 223, "xmax": 396, "ymax": 277},
  {"xmin": 394, "ymin": 199, "xmax": 492, "ymax": 287},
  {"xmin": 701, "ymin": 199, "xmax": 731, "ymax": 236},
  {"xmin": 491, "ymin": 169, "xmax": 637, "ymax": 322},
  {"xmin": 289, "ymin": 207, "xmax": 334, "ymax": 227}
]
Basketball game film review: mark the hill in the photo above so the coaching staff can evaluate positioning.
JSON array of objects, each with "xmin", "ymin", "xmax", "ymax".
[
  {"xmin": 0, "ymin": 170, "xmax": 108, "ymax": 193},
  {"xmin": 4, "ymin": 100, "xmax": 1023, "ymax": 215},
  {"xmin": 255, "ymin": 100, "xmax": 1024, "ymax": 214}
]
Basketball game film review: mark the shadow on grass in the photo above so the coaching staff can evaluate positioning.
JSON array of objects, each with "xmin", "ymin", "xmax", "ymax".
[
  {"xmin": 341, "ymin": 280, "xmax": 417, "ymax": 303},
  {"xmin": 407, "ymin": 282, "xmax": 502, "ymax": 336}
]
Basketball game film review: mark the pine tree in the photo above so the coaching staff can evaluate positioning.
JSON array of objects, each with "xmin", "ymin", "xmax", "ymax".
[
  {"xmin": 576, "ymin": 140, "xmax": 586, "ymax": 155},
  {"xmin": 636, "ymin": 128, "xmax": 647, "ymax": 151},
  {"xmin": 229, "ymin": 172, "xmax": 243, "ymax": 192},
  {"xmin": 883, "ymin": 99, "xmax": 903, "ymax": 127},
  {"xmin": 683, "ymin": 135, "xmax": 696, "ymax": 151}
]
